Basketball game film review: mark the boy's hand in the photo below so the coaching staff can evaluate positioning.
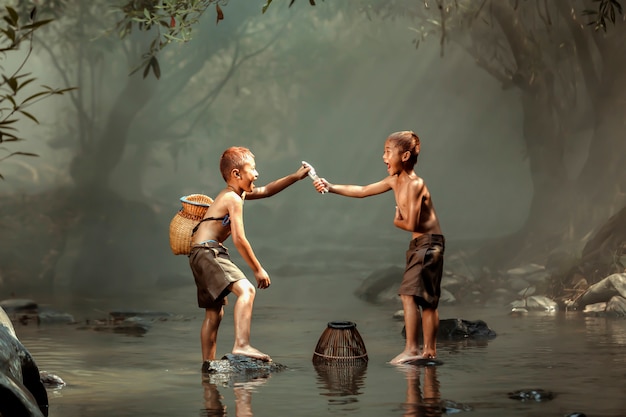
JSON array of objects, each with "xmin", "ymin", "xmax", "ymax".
[
  {"xmin": 395, "ymin": 205, "xmax": 404, "ymax": 220},
  {"xmin": 254, "ymin": 268, "xmax": 271, "ymax": 289},
  {"xmin": 313, "ymin": 178, "xmax": 330, "ymax": 194},
  {"xmin": 295, "ymin": 164, "xmax": 311, "ymax": 180}
]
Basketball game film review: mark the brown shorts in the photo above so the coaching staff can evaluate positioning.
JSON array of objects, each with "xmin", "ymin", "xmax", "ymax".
[
  {"xmin": 188, "ymin": 242, "xmax": 246, "ymax": 308},
  {"xmin": 398, "ymin": 234, "xmax": 445, "ymax": 309}
]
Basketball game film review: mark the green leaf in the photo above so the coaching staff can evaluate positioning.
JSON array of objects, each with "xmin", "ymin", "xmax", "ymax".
[
  {"xmin": 15, "ymin": 77, "xmax": 36, "ymax": 92},
  {"xmin": 18, "ymin": 110, "xmax": 38, "ymax": 123},
  {"xmin": 0, "ymin": 133, "xmax": 18, "ymax": 141},
  {"xmin": 21, "ymin": 91, "xmax": 51, "ymax": 103},
  {"xmin": 6, "ymin": 6, "xmax": 19, "ymax": 26},
  {"xmin": 2, "ymin": 27, "xmax": 15, "ymax": 43},
  {"xmin": 151, "ymin": 56, "xmax": 161, "ymax": 79},
  {"xmin": 21, "ymin": 19, "xmax": 54, "ymax": 30},
  {"xmin": 262, "ymin": 0, "xmax": 273, "ymax": 14},
  {"xmin": 5, "ymin": 77, "xmax": 18, "ymax": 93}
]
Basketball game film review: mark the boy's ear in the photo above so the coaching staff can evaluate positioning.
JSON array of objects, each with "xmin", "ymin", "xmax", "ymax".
[{"xmin": 231, "ymin": 168, "xmax": 241, "ymax": 179}]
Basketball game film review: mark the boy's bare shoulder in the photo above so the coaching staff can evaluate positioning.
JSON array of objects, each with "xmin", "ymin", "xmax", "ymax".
[
  {"xmin": 408, "ymin": 174, "xmax": 425, "ymax": 189},
  {"xmin": 207, "ymin": 189, "xmax": 241, "ymax": 212},
  {"xmin": 383, "ymin": 174, "xmax": 398, "ymax": 187}
]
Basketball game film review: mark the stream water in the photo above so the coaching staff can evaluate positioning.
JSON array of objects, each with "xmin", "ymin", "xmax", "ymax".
[{"xmin": 13, "ymin": 243, "xmax": 626, "ymax": 417}]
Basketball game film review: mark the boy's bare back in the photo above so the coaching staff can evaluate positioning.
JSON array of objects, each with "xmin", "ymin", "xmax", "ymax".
[{"xmin": 193, "ymin": 188, "xmax": 241, "ymax": 245}]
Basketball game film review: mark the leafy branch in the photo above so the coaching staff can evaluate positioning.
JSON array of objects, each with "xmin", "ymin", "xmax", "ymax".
[
  {"xmin": 114, "ymin": 0, "xmax": 318, "ymax": 79},
  {"xmin": 582, "ymin": 0, "xmax": 623, "ymax": 31},
  {"xmin": 0, "ymin": 6, "xmax": 76, "ymax": 179}
]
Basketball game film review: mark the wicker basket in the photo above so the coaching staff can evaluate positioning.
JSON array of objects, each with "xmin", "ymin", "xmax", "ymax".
[
  {"xmin": 314, "ymin": 361, "xmax": 367, "ymax": 397},
  {"xmin": 169, "ymin": 194, "xmax": 214, "ymax": 255},
  {"xmin": 312, "ymin": 321, "xmax": 368, "ymax": 366}
]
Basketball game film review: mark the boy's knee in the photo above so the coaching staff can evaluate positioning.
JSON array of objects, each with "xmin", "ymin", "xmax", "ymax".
[
  {"xmin": 235, "ymin": 281, "xmax": 256, "ymax": 299},
  {"xmin": 244, "ymin": 285, "xmax": 256, "ymax": 298}
]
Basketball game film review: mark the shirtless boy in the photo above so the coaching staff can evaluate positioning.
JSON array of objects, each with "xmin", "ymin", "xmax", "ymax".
[
  {"xmin": 189, "ymin": 146, "xmax": 310, "ymax": 364},
  {"xmin": 312, "ymin": 131, "xmax": 445, "ymax": 364}
]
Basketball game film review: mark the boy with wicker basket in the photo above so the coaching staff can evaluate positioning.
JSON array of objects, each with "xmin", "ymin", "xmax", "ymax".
[
  {"xmin": 189, "ymin": 146, "xmax": 310, "ymax": 365},
  {"xmin": 312, "ymin": 131, "xmax": 445, "ymax": 364}
]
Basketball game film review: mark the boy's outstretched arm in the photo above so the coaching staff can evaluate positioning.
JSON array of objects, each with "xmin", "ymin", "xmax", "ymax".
[
  {"xmin": 246, "ymin": 164, "xmax": 310, "ymax": 200},
  {"xmin": 226, "ymin": 194, "xmax": 270, "ymax": 289},
  {"xmin": 314, "ymin": 177, "xmax": 392, "ymax": 198}
]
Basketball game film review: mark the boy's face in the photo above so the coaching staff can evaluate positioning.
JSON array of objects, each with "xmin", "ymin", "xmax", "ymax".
[
  {"xmin": 382, "ymin": 140, "xmax": 405, "ymax": 176},
  {"xmin": 234, "ymin": 157, "xmax": 258, "ymax": 193}
]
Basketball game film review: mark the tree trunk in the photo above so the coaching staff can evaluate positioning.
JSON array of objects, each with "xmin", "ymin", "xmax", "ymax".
[
  {"xmin": 480, "ymin": 3, "xmax": 575, "ymax": 267},
  {"xmin": 69, "ymin": 73, "xmax": 156, "ymax": 189},
  {"xmin": 519, "ymin": 91, "xmax": 572, "ymax": 236},
  {"xmin": 575, "ymin": 33, "xmax": 626, "ymax": 232},
  {"xmin": 65, "ymin": 74, "xmax": 157, "ymax": 294}
]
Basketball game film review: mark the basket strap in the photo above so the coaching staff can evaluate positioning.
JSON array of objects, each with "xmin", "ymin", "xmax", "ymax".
[{"xmin": 191, "ymin": 216, "xmax": 228, "ymax": 235}]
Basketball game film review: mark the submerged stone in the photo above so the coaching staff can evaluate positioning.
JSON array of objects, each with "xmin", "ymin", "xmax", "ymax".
[
  {"xmin": 76, "ymin": 316, "xmax": 151, "ymax": 336},
  {"xmin": 201, "ymin": 354, "xmax": 287, "ymax": 387},
  {"xmin": 441, "ymin": 399, "xmax": 473, "ymax": 413},
  {"xmin": 438, "ymin": 318, "xmax": 497, "ymax": 339},
  {"xmin": 39, "ymin": 371, "xmax": 66, "ymax": 388},
  {"xmin": 510, "ymin": 295, "xmax": 558, "ymax": 312},
  {"xmin": 507, "ymin": 388, "xmax": 554, "ymax": 402},
  {"xmin": 404, "ymin": 357, "xmax": 444, "ymax": 367},
  {"xmin": 401, "ymin": 318, "xmax": 497, "ymax": 340}
]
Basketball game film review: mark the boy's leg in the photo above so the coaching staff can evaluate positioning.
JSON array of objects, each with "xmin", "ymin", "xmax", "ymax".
[
  {"xmin": 229, "ymin": 279, "xmax": 271, "ymax": 361},
  {"xmin": 390, "ymin": 294, "xmax": 423, "ymax": 364},
  {"xmin": 422, "ymin": 365, "xmax": 441, "ymax": 406},
  {"xmin": 421, "ymin": 307, "xmax": 439, "ymax": 359},
  {"xmin": 201, "ymin": 305, "xmax": 224, "ymax": 361}
]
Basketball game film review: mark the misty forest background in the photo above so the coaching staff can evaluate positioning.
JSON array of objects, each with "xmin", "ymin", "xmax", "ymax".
[{"xmin": 0, "ymin": 0, "xmax": 624, "ymax": 304}]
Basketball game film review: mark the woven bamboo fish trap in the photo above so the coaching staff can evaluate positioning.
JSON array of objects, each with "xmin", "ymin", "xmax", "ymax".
[
  {"xmin": 312, "ymin": 321, "xmax": 368, "ymax": 366},
  {"xmin": 314, "ymin": 361, "xmax": 367, "ymax": 397},
  {"xmin": 169, "ymin": 194, "xmax": 213, "ymax": 255}
]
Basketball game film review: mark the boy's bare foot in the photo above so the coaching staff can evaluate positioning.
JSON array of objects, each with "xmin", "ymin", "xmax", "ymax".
[
  {"xmin": 232, "ymin": 346, "xmax": 272, "ymax": 362},
  {"xmin": 389, "ymin": 351, "xmax": 422, "ymax": 364},
  {"xmin": 421, "ymin": 350, "xmax": 437, "ymax": 359}
]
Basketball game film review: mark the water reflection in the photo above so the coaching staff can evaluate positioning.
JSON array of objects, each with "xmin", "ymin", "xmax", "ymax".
[
  {"xmin": 583, "ymin": 315, "xmax": 626, "ymax": 345},
  {"xmin": 314, "ymin": 363, "xmax": 367, "ymax": 405},
  {"xmin": 398, "ymin": 365, "xmax": 442, "ymax": 417},
  {"xmin": 200, "ymin": 377, "xmax": 268, "ymax": 417},
  {"xmin": 201, "ymin": 381, "xmax": 227, "ymax": 416}
]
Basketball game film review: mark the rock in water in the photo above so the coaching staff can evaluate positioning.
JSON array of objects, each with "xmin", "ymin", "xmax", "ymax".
[
  {"xmin": 0, "ymin": 316, "xmax": 49, "ymax": 416},
  {"xmin": 507, "ymin": 388, "xmax": 554, "ymax": 402},
  {"xmin": 201, "ymin": 354, "xmax": 287, "ymax": 386},
  {"xmin": 404, "ymin": 357, "xmax": 444, "ymax": 367}
]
